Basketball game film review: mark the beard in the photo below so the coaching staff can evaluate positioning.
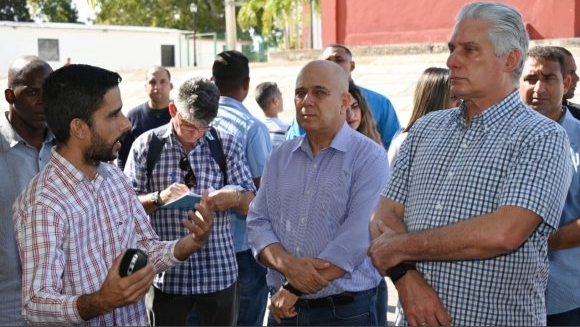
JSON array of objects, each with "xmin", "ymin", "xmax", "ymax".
[{"xmin": 84, "ymin": 128, "xmax": 119, "ymax": 166}]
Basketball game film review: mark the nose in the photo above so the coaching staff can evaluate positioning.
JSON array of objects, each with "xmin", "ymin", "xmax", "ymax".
[
  {"xmin": 120, "ymin": 112, "xmax": 131, "ymax": 133},
  {"xmin": 533, "ymin": 80, "xmax": 546, "ymax": 93}
]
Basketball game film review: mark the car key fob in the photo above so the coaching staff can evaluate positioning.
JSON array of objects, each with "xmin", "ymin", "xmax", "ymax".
[{"xmin": 119, "ymin": 248, "xmax": 148, "ymax": 277}]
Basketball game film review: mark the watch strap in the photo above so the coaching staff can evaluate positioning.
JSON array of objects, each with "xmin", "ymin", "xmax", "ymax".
[
  {"xmin": 387, "ymin": 263, "xmax": 416, "ymax": 283},
  {"xmin": 282, "ymin": 280, "xmax": 304, "ymax": 297}
]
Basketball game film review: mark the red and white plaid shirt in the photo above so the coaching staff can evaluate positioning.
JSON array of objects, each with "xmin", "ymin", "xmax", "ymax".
[{"xmin": 13, "ymin": 149, "xmax": 182, "ymax": 326}]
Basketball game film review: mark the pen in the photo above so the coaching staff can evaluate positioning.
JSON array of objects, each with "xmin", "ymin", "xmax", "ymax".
[{"xmin": 169, "ymin": 172, "xmax": 179, "ymax": 183}]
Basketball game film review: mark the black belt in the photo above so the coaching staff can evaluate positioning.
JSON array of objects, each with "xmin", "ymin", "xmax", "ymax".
[{"xmin": 295, "ymin": 292, "xmax": 354, "ymax": 309}]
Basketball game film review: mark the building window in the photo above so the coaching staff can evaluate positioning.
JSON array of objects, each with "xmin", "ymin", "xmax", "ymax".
[{"xmin": 38, "ymin": 39, "xmax": 60, "ymax": 61}]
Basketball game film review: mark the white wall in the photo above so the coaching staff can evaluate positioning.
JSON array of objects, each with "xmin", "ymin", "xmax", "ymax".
[{"xmin": 0, "ymin": 21, "xmax": 228, "ymax": 74}]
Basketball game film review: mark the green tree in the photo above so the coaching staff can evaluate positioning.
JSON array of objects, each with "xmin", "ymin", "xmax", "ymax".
[
  {"xmin": 237, "ymin": 0, "xmax": 318, "ymax": 50},
  {"xmin": 28, "ymin": 0, "xmax": 79, "ymax": 22},
  {"xmin": 95, "ymin": 0, "xmax": 226, "ymax": 34},
  {"xmin": 0, "ymin": 0, "xmax": 32, "ymax": 21}
]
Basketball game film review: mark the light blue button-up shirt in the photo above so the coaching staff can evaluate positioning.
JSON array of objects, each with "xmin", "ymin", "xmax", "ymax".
[
  {"xmin": 212, "ymin": 96, "xmax": 272, "ymax": 252},
  {"xmin": 248, "ymin": 123, "xmax": 389, "ymax": 298},
  {"xmin": 546, "ymin": 106, "xmax": 580, "ymax": 315},
  {"xmin": 0, "ymin": 111, "xmax": 54, "ymax": 326},
  {"xmin": 385, "ymin": 91, "xmax": 573, "ymax": 326}
]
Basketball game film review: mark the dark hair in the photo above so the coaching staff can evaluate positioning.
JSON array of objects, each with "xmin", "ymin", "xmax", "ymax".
[
  {"xmin": 554, "ymin": 46, "xmax": 573, "ymax": 57},
  {"xmin": 255, "ymin": 81, "xmax": 280, "ymax": 110},
  {"xmin": 528, "ymin": 46, "xmax": 566, "ymax": 77},
  {"xmin": 42, "ymin": 64, "xmax": 122, "ymax": 143},
  {"xmin": 326, "ymin": 43, "xmax": 353, "ymax": 58},
  {"xmin": 348, "ymin": 80, "xmax": 382, "ymax": 145},
  {"xmin": 174, "ymin": 77, "xmax": 220, "ymax": 126},
  {"xmin": 7, "ymin": 55, "xmax": 52, "ymax": 89},
  {"xmin": 212, "ymin": 50, "xmax": 249, "ymax": 92}
]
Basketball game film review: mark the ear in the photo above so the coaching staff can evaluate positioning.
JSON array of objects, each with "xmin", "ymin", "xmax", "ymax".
[
  {"xmin": 340, "ymin": 92, "xmax": 351, "ymax": 115},
  {"xmin": 350, "ymin": 60, "xmax": 356, "ymax": 73},
  {"xmin": 170, "ymin": 82, "xmax": 174, "ymax": 90},
  {"xmin": 70, "ymin": 118, "xmax": 89, "ymax": 140},
  {"xmin": 504, "ymin": 49, "xmax": 521, "ymax": 74},
  {"xmin": 563, "ymin": 73, "xmax": 572, "ymax": 96},
  {"xmin": 4, "ymin": 89, "xmax": 15, "ymax": 104},
  {"xmin": 168, "ymin": 101, "xmax": 177, "ymax": 117}
]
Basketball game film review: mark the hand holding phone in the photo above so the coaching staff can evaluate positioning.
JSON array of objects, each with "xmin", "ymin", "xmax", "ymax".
[{"xmin": 119, "ymin": 249, "xmax": 148, "ymax": 277}]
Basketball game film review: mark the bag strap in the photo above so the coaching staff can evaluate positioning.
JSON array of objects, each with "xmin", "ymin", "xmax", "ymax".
[
  {"xmin": 145, "ymin": 125, "xmax": 228, "ymax": 187},
  {"xmin": 207, "ymin": 127, "xmax": 228, "ymax": 185}
]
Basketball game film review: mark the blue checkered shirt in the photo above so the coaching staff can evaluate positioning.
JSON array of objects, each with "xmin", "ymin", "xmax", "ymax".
[
  {"xmin": 385, "ymin": 91, "xmax": 573, "ymax": 326},
  {"xmin": 124, "ymin": 123, "xmax": 256, "ymax": 295}
]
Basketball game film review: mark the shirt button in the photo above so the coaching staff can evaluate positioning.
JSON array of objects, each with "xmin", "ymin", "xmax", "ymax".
[
  {"xmin": 435, "ymin": 203, "xmax": 443, "ymax": 210},
  {"xmin": 461, "ymin": 142, "xmax": 468, "ymax": 148},
  {"xmin": 448, "ymin": 172, "xmax": 454, "ymax": 177},
  {"xmin": 300, "ymin": 217, "xmax": 305, "ymax": 224}
]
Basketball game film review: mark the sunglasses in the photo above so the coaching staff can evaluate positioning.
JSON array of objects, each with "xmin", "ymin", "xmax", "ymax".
[{"xmin": 179, "ymin": 156, "xmax": 197, "ymax": 188}]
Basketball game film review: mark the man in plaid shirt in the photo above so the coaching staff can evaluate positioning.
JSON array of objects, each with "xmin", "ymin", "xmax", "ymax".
[{"xmin": 368, "ymin": 2, "xmax": 574, "ymax": 326}]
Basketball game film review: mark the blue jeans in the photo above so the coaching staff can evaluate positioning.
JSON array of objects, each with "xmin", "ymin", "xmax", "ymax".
[
  {"xmin": 547, "ymin": 306, "xmax": 580, "ymax": 326},
  {"xmin": 267, "ymin": 287, "xmax": 378, "ymax": 326},
  {"xmin": 376, "ymin": 278, "xmax": 388, "ymax": 326}
]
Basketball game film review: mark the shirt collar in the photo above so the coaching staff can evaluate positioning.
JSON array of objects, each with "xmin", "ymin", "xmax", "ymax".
[
  {"xmin": 0, "ymin": 111, "xmax": 55, "ymax": 152},
  {"xmin": 455, "ymin": 90, "xmax": 522, "ymax": 130},
  {"xmin": 295, "ymin": 122, "xmax": 352, "ymax": 156}
]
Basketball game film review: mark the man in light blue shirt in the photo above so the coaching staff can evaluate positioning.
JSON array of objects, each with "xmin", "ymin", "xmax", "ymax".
[
  {"xmin": 200, "ymin": 50, "xmax": 272, "ymax": 326},
  {"xmin": 519, "ymin": 45, "xmax": 580, "ymax": 326},
  {"xmin": 248, "ymin": 60, "xmax": 388, "ymax": 326},
  {"xmin": 0, "ymin": 56, "xmax": 53, "ymax": 326},
  {"xmin": 286, "ymin": 44, "xmax": 401, "ymax": 151}
]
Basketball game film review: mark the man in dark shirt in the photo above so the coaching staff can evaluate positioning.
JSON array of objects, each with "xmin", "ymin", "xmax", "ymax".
[{"xmin": 117, "ymin": 65, "xmax": 173, "ymax": 169}]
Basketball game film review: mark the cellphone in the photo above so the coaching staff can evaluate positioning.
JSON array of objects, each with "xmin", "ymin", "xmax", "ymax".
[{"xmin": 119, "ymin": 249, "xmax": 148, "ymax": 277}]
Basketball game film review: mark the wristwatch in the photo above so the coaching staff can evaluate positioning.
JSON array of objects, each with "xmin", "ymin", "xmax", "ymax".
[
  {"xmin": 151, "ymin": 190, "xmax": 163, "ymax": 206},
  {"xmin": 282, "ymin": 280, "xmax": 304, "ymax": 297},
  {"xmin": 387, "ymin": 263, "xmax": 416, "ymax": 283}
]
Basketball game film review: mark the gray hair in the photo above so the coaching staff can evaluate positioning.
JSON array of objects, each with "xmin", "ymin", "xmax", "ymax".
[
  {"xmin": 174, "ymin": 77, "xmax": 220, "ymax": 126},
  {"xmin": 453, "ymin": 2, "xmax": 529, "ymax": 81}
]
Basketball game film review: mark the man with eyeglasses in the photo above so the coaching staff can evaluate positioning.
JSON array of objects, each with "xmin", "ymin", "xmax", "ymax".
[
  {"xmin": 124, "ymin": 77, "xmax": 256, "ymax": 326},
  {"xmin": 0, "ymin": 55, "xmax": 53, "ymax": 326}
]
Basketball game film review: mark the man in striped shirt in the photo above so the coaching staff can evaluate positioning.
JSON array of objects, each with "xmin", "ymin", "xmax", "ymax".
[{"xmin": 13, "ymin": 64, "xmax": 213, "ymax": 326}]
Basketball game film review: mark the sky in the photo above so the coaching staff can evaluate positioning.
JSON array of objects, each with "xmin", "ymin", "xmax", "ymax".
[{"xmin": 72, "ymin": 0, "xmax": 95, "ymax": 23}]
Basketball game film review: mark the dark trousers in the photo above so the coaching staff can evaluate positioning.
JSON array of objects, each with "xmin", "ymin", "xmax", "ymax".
[
  {"xmin": 187, "ymin": 250, "xmax": 268, "ymax": 326},
  {"xmin": 268, "ymin": 287, "xmax": 378, "ymax": 326},
  {"xmin": 547, "ymin": 306, "xmax": 580, "ymax": 326},
  {"xmin": 151, "ymin": 281, "xmax": 239, "ymax": 326}
]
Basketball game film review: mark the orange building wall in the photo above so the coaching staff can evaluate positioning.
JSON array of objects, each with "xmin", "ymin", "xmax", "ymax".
[{"xmin": 321, "ymin": 0, "xmax": 580, "ymax": 46}]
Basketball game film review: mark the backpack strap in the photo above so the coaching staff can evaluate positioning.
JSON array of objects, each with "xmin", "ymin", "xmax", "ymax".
[
  {"xmin": 145, "ymin": 125, "xmax": 228, "ymax": 188},
  {"xmin": 206, "ymin": 127, "xmax": 228, "ymax": 185},
  {"xmin": 146, "ymin": 125, "xmax": 169, "ymax": 190}
]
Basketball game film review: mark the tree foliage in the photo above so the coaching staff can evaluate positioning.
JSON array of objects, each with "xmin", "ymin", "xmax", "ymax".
[
  {"xmin": 95, "ymin": 0, "xmax": 226, "ymax": 34},
  {"xmin": 237, "ymin": 0, "xmax": 318, "ymax": 50},
  {"xmin": 0, "ymin": 0, "xmax": 32, "ymax": 21},
  {"xmin": 28, "ymin": 0, "xmax": 79, "ymax": 22}
]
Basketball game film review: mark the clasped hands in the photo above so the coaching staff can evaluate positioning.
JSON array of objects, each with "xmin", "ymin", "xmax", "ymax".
[{"xmin": 269, "ymin": 257, "xmax": 331, "ymax": 324}]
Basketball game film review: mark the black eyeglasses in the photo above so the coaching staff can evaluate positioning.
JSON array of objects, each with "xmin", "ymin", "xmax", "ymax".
[{"xmin": 179, "ymin": 156, "xmax": 197, "ymax": 188}]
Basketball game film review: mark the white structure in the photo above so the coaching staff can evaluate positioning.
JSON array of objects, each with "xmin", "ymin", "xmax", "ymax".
[{"xmin": 0, "ymin": 21, "xmax": 232, "ymax": 73}]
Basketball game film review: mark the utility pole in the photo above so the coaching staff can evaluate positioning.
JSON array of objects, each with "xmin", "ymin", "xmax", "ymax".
[
  {"xmin": 224, "ymin": 0, "xmax": 237, "ymax": 50},
  {"xmin": 190, "ymin": 2, "xmax": 198, "ymax": 67}
]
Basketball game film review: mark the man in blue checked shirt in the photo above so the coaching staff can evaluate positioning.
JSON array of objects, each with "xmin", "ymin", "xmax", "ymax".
[
  {"xmin": 124, "ymin": 77, "xmax": 256, "ymax": 326},
  {"xmin": 248, "ymin": 59, "xmax": 389, "ymax": 326},
  {"xmin": 368, "ymin": 2, "xmax": 574, "ymax": 326},
  {"xmin": 519, "ymin": 45, "xmax": 580, "ymax": 326}
]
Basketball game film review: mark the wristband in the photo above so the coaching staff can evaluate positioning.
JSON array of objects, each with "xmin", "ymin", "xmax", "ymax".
[
  {"xmin": 387, "ymin": 263, "xmax": 416, "ymax": 283},
  {"xmin": 282, "ymin": 280, "xmax": 303, "ymax": 297}
]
